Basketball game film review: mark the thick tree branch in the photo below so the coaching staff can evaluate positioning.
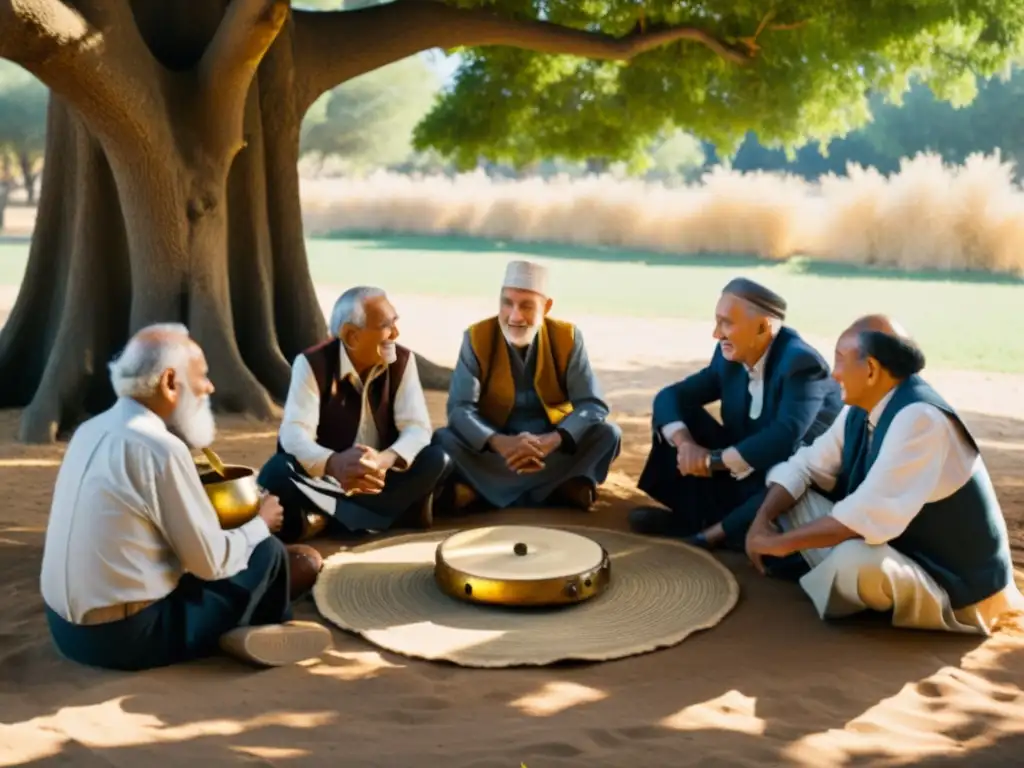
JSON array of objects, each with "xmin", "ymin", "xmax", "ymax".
[
  {"xmin": 292, "ymin": 0, "xmax": 753, "ymax": 114},
  {"xmin": 199, "ymin": 0, "xmax": 290, "ymax": 158},
  {"xmin": 0, "ymin": 0, "xmax": 164, "ymax": 147},
  {"xmin": 0, "ymin": 0, "xmax": 98, "ymax": 75}
]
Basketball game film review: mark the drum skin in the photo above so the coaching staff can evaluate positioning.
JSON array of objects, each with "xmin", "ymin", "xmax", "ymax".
[{"xmin": 434, "ymin": 526, "xmax": 612, "ymax": 607}]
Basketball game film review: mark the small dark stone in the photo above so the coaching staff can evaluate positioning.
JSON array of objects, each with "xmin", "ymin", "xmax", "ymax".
[{"xmin": 513, "ymin": 542, "xmax": 528, "ymax": 556}]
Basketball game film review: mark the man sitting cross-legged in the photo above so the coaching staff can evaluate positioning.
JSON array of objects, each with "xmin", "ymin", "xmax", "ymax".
[
  {"xmin": 258, "ymin": 286, "xmax": 453, "ymax": 542},
  {"xmin": 40, "ymin": 324, "xmax": 331, "ymax": 671},
  {"xmin": 434, "ymin": 260, "xmax": 621, "ymax": 513},
  {"xmin": 745, "ymin": 315, "xmax": 1024, "ymax": 633},
  {"xmin": 629, "ymin": 277, "xmax": 843, "ymax": 548}
]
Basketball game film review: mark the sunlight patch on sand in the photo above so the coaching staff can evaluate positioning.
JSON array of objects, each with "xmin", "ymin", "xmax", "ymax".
[
  {"xmin": 303, "ymin": 650, "xmax": 407, "ymax": 681},
  {"xmin": 0, "ymin": 726, "xmax": 64, "ymax": 766},
  {"xmin": 510, "ymin": 682, "xmax": 608, "ymax": 716},
  {"xmin": 0, "ymin": 458, "xmax": 61, "ymax": 467},
  {"xmin": 659, "ymin": 690, "xmax": 765, "ymax": 735},
  {"xmin": 0, "ymin": 697, "xmax": 335, "ymax": 763},
  {"xmin": 977, "ymin": 439, "xmax": 1024, "ymax": 453},
  {"xmin": 781, "ymin": 654, "xmax": 1024, "ymax": 766},
  {"xmin": 232, "ymin": 745, "xmax": 310, "ymax": 759}
]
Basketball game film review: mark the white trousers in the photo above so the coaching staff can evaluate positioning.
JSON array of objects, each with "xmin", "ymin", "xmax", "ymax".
[{"xmin": 778, "ymin": 491, "xmax": 1023, "ymax": 635}]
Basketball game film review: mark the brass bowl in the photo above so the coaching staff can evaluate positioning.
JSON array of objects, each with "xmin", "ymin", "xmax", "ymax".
[{"xmin": 201, "ymin": 464, "xmax": 262, "ymax": 530}]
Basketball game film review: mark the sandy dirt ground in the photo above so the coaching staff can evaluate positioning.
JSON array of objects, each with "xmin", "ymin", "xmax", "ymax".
[{"xmin": 1, "ymin": 283, "xmax": 1024, "ymax": 767}]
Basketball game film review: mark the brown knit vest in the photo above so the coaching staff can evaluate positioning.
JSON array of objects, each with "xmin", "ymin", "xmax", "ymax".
[{"xmin": 290, "ymin": 338, "xmax": 411, "ymax": 453}]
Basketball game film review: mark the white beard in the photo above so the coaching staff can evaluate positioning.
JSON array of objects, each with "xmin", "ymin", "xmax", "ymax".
[
  {"xmin": 380, "ymin": 341, "xmax": 398, "ymax": 365},
  {"xmin": 168, "ymin": 381, "xmax": 216, "ymax": 450},
  {"xmin": 500, "ymin": 319, "xmax": 541, "ymax": 349}
]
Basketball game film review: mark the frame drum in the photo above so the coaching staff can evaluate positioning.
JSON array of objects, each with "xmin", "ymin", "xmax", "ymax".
[{"xmin": 434, "ymin": 525, "xmax": 611, "ymax": 607}]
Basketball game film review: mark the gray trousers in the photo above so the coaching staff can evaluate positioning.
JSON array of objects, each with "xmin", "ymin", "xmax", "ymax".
[{"xmin": 433, "ymin": 421, "xmax": 621, "ymax": 508}]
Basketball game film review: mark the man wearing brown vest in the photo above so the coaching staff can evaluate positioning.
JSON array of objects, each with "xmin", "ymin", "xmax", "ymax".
[
  {"xmin": 257, "ymin": 287, "xmax": 452, "ymax": 542},
  {"xmin": 433, "ymin": 260, "xmax": 621, "ymax": 511}
]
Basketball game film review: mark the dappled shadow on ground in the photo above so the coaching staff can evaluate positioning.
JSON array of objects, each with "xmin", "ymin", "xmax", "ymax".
[
  {"xmin": 1, "ymin": 370, "xmax": 1024, "ymax": 766},
  {"xmin": 325, "ymin": 234, "xmax": 1024, "ymax": 287}
]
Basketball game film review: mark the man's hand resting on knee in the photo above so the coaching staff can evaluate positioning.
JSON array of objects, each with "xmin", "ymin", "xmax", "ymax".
[
  {"xmin": 325, "ymin": 446, "xmax": 387, "ymax": 495},
  {"xmin": 488, "ymin": 432, "xmax": 560, "ymax": 474},
  {"xmin": 670, "ymin": 430, "xmax": 710, "ymax": 477}
]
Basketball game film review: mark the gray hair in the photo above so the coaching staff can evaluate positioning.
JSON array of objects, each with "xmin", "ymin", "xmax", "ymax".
[
  {"xmin": 329, "ymin": 286, "xmax": 386, "ymax": 337},
  {"xmin": 108, "ymin": 323, "xmax": 195, "ymax": 399},
  {"xmin": 735, "ymin": 299, "xmax": 783, "ymax": 335}
]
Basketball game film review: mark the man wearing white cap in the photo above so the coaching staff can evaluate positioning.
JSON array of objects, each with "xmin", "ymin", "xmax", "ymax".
[{"xmin": 434, "ymin": 260, "xmax": 621, "ymax": 511}]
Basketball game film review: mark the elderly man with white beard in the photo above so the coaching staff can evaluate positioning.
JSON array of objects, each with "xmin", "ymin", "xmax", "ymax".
[
  {"xmin": 433, "ymin": 260, "xmax": 621, "ymax": 512},
  {"xmin": 257, "ymin": 286, "xmax": 452, "ymax": 542},
  {"xmin": 40, "ymin": 324, "xmax": 332, "ymax": 671}
]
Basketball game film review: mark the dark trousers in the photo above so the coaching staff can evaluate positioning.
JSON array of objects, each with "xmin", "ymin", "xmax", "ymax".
[
  {"xmin": 638, "ymin": 406, "xmax": 765, "ymax": 538},
  {"xmin": 45, "ymin": 536, "xmax": 292, "ymax": 672},
  {"xmin": 259, "ymin": 445, "xmax": 454, "ymax": 542}
]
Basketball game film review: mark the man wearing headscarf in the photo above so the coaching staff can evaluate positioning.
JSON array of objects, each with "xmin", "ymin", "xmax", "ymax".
[
  {"xmin": 744, "ymin": 315, "xmax": 1024, "ymax": 634},
  {"xmin": 434, "ymin": 260, "xmax": 621, "ymax": 511},
  {"xmin": 630, "ymin": 277, "xmax": 843, "ymax": 548},
  {"xmin": 257, "ymin": 286, "xmax": 453, "ymax": 542}
]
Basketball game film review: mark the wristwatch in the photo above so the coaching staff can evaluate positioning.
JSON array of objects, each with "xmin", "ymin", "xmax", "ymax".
[{"xmin": 706, "ymin": 450, "xmax": 726, "ymax": 473}]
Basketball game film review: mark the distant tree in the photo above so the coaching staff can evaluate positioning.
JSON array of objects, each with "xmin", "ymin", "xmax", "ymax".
[
  {"xmin": 0, "ymin": 62, "xmax": 47, "ymax": 212},
  {"xmin": 301, "ymin": 54, "xmax": 441, "ymax": 173},
  {"xmin": 645, "ymin": 131, "xmax": 706, "ymax": 183},
  {"xmin": 412, "ymin": 2, "xmax": 1024, "ymax": 170},
  {"xmin": 862, "ymin": 72, "xmax": 1024, "ymax": 174}
]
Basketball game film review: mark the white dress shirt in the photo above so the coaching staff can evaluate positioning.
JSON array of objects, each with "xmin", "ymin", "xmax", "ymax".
[
  {"xmin": 278, "ymin": 346, "xmax": 432, "ymax": 478},
  {"xmin": 40, "ymin": 398, "xmax": 271, "ymax": 624},
  {"xmin": 766, "ymin": 389, "xmax": 980, "ymax": 544},
  {"xmin": 661, "ymin": 341, "xmax": 772, "ymax": 479}
]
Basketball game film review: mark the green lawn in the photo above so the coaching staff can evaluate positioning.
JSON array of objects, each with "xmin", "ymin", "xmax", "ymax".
[{"xmin": 2, "ymin": 234, "xmax": 1022, "ymax": 373}]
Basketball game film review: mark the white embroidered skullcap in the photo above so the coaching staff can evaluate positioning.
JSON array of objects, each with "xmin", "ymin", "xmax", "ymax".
[{"xmin": 502, "ymin": 260, "xmax": 549, "ymax": 296}]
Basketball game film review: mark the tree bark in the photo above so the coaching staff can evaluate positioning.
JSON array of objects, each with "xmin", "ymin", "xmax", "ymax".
[
  {"xmin": 0, "ymin": 0, "xmax": 293, "ymax": 441},
  {"xmin": 0, "ymin": 0, "xmax": 751, "ymax": 443}
]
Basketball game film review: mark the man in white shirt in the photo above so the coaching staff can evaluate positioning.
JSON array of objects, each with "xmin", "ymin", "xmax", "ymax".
[
  {"xmin": 40, "ymin": 324, "xmax": 332, "ymax": 670},
  {"xmin": 258, "ymin": 286, "xmax": 452, "ymax": 542},
  {"xmin": 745, "ymin": 315, "xmax": 1023, "ymax": 634}
]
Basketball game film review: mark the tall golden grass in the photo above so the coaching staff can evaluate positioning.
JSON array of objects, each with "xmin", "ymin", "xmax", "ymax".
[{"xmin": 300, "ymin": 151, "xmax": 1024, "ymax": 275}]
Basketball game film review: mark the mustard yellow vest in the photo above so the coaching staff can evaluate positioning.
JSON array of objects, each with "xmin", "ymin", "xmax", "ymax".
[{"xmin": 468, "ymin": 316, "xmax": 575, "ymax": 429}]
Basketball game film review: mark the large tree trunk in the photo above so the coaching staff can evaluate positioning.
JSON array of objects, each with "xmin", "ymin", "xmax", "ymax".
[
  {"xmin": 0, "ymin": 0, "xmax": 459, "ymax": 443},
  {"xmin": 0, "ymin": 5, "xmax": 293, "ymax": 442},
  {"xmin": 0, "ymin": 0, "xmax": 746, "ymax": 443}
]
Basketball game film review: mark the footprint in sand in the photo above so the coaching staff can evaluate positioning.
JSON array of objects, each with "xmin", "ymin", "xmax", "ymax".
[
  {"xmin": 379, "ymin": 695, "xmax": 453, "ymax": 725},
  {"xmin": 945, "ymin": 718, "xmax": 992, "ymax": 742},
  {"xmin": 520, "ymin": 741, "xmax": 583, "ymax": 758},
  {"xmin": 380, "ymin": 710, "xmax": 435, "ymax": 726},
  {"xmin": 915, "ymin": 680, "xmax": 947, "ymax": 698},
  {"xmin": 586, "ymin": 728, "xmax": 622, "ymax": 748},
  {"xmin": 398, "ymin": 695, "xmax": 451, "ymax": 711},
  {"xmin": 992, "ymin": 688, "xmax": 1020, "ymax": 703},
  {"xmin": 617, "ymin": 725, "xmax": 667, "ymax": 741}
]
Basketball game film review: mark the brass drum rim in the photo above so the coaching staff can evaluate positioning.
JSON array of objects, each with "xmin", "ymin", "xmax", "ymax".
[
  {"xmin": 434, "ymin": 527, "xmax": 613, "ymax": 607},
  {"xmin": 436, "ymin": 525, "xmax": 605, "ymax": 581}
]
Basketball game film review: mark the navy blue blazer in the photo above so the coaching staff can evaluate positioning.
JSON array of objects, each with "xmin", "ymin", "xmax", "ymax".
[{"xmin": 652, "ymin": 326, "xmax": 843, "ymax": 473}]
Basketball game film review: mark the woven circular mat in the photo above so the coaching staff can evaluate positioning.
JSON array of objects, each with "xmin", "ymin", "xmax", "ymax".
[{"xmin": 313, "ymin": 525, "xmax": 740, "ymax": 668}]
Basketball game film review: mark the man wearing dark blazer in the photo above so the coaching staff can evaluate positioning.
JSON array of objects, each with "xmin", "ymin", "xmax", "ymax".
[{"xmin": 630, "ymin": 278, "xmax": 843, "ymax": 551}]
